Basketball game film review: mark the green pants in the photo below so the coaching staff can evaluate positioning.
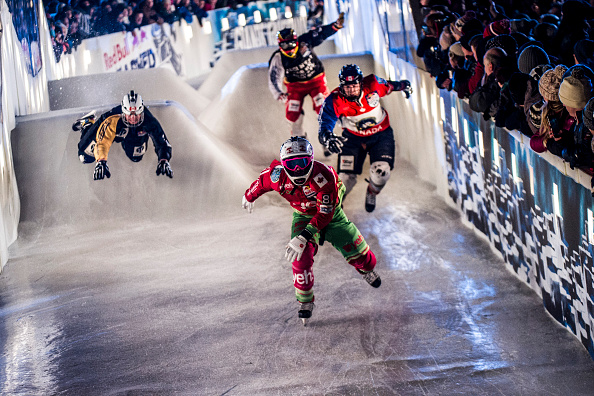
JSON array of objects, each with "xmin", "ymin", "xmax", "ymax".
[{"xmin": 291, "ymin": 206, "xmax": 370, "ymax": 261}]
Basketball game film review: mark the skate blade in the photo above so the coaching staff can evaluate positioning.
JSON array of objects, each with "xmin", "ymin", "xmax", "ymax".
[{"xmin": 301, "ymin": 318, "xmax": 308, "ymax": 326}]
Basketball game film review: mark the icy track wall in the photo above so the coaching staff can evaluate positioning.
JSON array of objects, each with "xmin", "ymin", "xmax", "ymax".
[{"xmin": 1, "ymin": 0, "xmax": 594, "ymax": 361}]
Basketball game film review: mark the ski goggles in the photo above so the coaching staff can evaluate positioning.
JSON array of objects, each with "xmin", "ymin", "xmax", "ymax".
[
  {"xmin": 282, "ymin": 156, "xmax": 312, "ymax": 172},
  {"xmin": 279, "ymin": 40, "xmax": 297, "ymax": 51}
]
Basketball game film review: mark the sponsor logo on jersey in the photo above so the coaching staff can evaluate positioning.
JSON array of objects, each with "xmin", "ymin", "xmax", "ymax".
[
  {"xmin": 366, "ymin": 92, "xmax": 380, "ymax": 107},
  {"xmin": 342, "ymin": 234, "xmax": 365, "ymax": 253},
  {"xmin": 271, "ymin": 166, "xmax": 282, "ymax": 183},
  {"xmin": 313, "ymin": 173, "xmax": 327, "ymax": 187},
  {"xmin": 351, "ymin": 125, "xmax": 384, "ymax": 136},
  {"xmin": 288, "ymin": 100, "xmax": 301, "ymax": 112},
  {"xmin": 302, "ymin": 186, "xmax": 316, "ymax": 198},
  {"xmin": 249, "ymin": 181, "xmax": 260, "ymax": 194},
  {"xmin": 340, "ymin": 155, "xmax": 355, "ymax": 171},
  {"xmin": 356, "ymin": 117, "xmax": 378, "ymax": 131},
  {"xmin": 117, "ymin": 127, "xmax": 129, "ymax": 138},
  {"xmin": 319, "ymin": 204, "xmax": 332, "ymax": 214},
  {"xmin": 293, "ymin": 270, "xmax": 313, "ymax": 285}
]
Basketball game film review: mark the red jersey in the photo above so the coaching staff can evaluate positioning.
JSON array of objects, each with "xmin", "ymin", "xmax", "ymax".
[
  {"xmin": 318, "ymin": 75, "xmax": 394, "ymax": 137},
  {"xmin": 244, "ymin": 160, "xmax": 344, "ymax": 234}
]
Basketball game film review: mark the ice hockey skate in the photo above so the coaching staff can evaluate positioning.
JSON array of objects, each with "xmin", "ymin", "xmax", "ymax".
[
  {"xmin": 298, "ymin": 301, "xmax": 315, "ymax": 325},
  {"xmin": 357, "ymin": 269, "xmax": 381, "ymax": 288},
  {"xmin": 365, "ymin": 186, "xmax": 377, "ymax": 213},
  {"xmin": 72, "ymin": 110, "xmax": 97, "ymax": 132}
]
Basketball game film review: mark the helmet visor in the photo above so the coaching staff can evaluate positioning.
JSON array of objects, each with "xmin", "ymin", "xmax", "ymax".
[
  {"xmin": 282, "ymin": 156, "xmax": 312, "ymax": 172},
  {"xmin": 279, "ymin": 40, "xmax": 297, "ymax": 51}
]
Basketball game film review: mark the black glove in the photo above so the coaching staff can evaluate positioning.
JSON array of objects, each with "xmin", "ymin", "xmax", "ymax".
[
  {"xmin": 333, "ymin": 12, "xmax": 345, "ymax": 29},
  {"xmin": 391, "ymin": 80, "xmax": 412, "ymax": 98},
  {"xmin": 156, "ymin": 159, "xmax": 173, "ymax": 178},
  {"xmin": 93, "ymin": 160, "xmax": 110, "ymax": 181},
  {"xmin": 319, "ymin": 131, "xmax": 347, "ymax": 154}
]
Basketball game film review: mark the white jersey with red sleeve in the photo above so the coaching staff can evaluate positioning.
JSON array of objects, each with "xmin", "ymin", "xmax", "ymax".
[
  {"xmin": 318, "ymin": 74, "xmax": 395, "ymax": 137},
  {"xmin": 244, "ymin": 159, "xmax": 344, "ymax": 234}
]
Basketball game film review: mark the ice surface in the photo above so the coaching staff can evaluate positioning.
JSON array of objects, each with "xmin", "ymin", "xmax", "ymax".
[{"xmin": 1, "ymin": 49, "xmax": 594, "ymax": 394}]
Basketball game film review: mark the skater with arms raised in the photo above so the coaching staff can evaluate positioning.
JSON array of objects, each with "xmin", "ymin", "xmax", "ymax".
[{"xmin": 268, "ymin": 13, "xmax": 344, "ymax": 144}]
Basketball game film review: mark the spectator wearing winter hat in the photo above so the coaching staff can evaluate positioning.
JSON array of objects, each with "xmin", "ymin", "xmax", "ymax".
[
  {"xmin": 540, "ymin": 13, "xmax": 560, "ymax": 26},
  {"xmin": 436, "ymin": 42, "xmax": 466, "ymax": 91},
  {"xmin": 517, "ymin": 45, "xmax": 550, "ymax": 74},
  {"xmin": 450, "ymin": 10, "xmax": 483, "ymax": 41},
  {"xmin": 559, "ymin": 68, "xmax": 592, "ymax": 169},
  {"xmin": 485, "ymin": 34, "xmax": 518, "ymax": 58},
  {"xmin": 531, "ymin": 65, "xmax": 573, "ymax": 154},
  {"xmin": 439, "ymin": 24, "xmax": 456, "ymax": 51},
  {"xmin": 510, "ymin": 18, "xmax": 538, "ymax": 35},
  {"xmin": 556, "ymin": 66, "xmax": 594, "ymax": 167},
  {"xmin": 510, "ymin": 32, "xmax": 534, "ymax": 51},
  {"xmin": 559, "ymin": 67, "xmax": 594, "ymax": 115},
  {"xmin": 483, "ymin": 19, "xmax": 511, "ymax": 39},
  {"xmin": 573, "ymin": 39, "xmax": 594, "ymax": 69}
]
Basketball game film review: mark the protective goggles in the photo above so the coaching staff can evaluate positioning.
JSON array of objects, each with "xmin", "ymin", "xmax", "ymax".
[
  {"xmin": 282, "ymin": 156, "xmax": 311, "ymax": 172},
  {"xmin": 279, "ymin": 40, "xmax": 297, "ymax": 51}
]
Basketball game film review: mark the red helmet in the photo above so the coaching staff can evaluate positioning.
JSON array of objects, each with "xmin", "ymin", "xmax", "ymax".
[{"xmin": 277, "ymin": 28, "xmax": 299, "ymax": 58}]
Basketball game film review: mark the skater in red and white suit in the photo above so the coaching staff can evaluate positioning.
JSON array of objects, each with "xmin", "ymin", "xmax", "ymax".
[
  {"xmin": 318, "ymin": 64, "xmax": 412, "ymax": 212},
  {"xmin": 242, "ymin": 137, "xmax": 380, "ymax": 324}
]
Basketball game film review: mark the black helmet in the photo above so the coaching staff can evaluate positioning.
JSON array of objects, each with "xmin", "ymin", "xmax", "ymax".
[
  {"xmin": 339, "ymin": 64, "xmax": 363, "ymax": 100},
  {"xmin": 277, "ymin": 28, "xmax": 299, "ymax": 57}
]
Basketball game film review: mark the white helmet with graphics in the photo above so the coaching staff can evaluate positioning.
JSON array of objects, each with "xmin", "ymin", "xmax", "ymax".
[
  {"xmin": 121, "ymin": 90, "xmax": 144, "ymax": 127},
  {"xmin": 280, "ymin": 136, "xmax": 314, "ymax": 186}
]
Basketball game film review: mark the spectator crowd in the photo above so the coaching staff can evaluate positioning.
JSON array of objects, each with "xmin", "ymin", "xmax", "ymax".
[
  {"xmin": 417, "ymin": 0, "xmax": 594, "ymax": 187},
  {"xmin": 45, "ymin": 0, "xmax": 228, "ymax": 60}
]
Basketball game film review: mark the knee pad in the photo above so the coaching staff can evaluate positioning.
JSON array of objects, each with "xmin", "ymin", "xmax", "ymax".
[
  {"xmin": 369, "ymin": 161, "xmax": 391, "ymax": 192},
  {"xmin": 339, "ymin": 172, "xmax": 358, "ymax": 196}
]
